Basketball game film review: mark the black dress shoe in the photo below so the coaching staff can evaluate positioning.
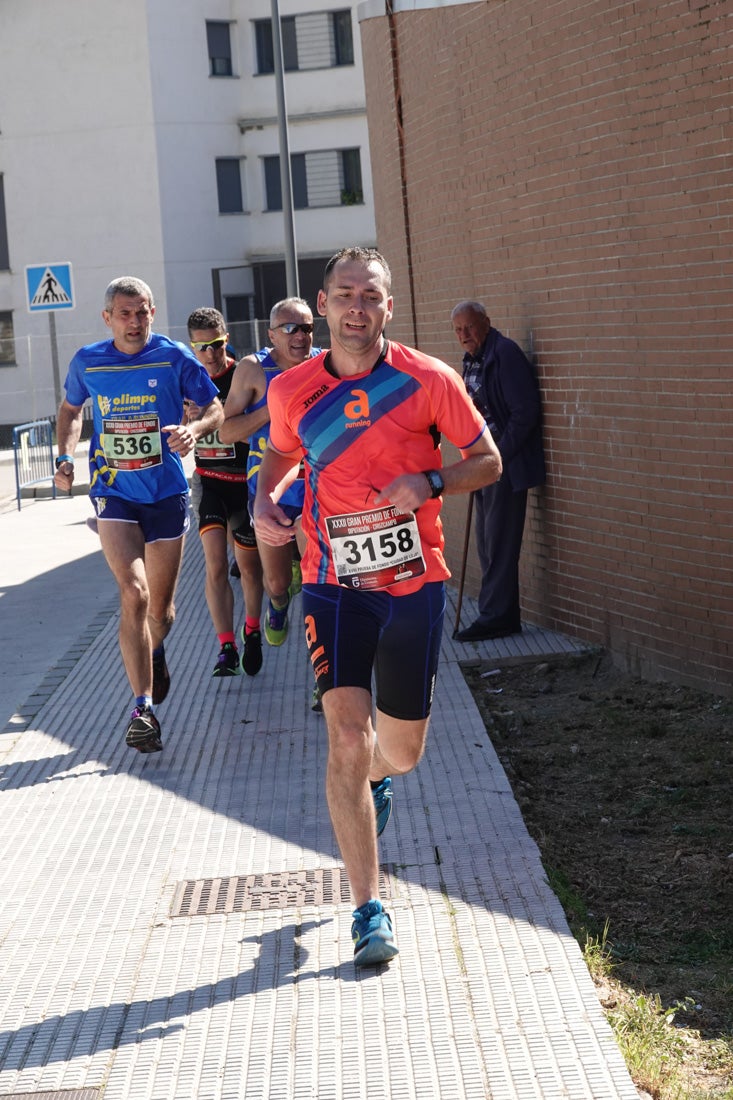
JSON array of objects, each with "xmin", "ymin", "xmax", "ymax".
[{"xmin": 454, "ymin": 618, "xmax": 522, "ymax": 642}]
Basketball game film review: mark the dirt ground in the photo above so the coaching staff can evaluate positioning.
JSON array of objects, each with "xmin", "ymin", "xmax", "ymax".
[{"xmin": 463, "ymin": 650, "xmax": 732, "ymax": 1091}]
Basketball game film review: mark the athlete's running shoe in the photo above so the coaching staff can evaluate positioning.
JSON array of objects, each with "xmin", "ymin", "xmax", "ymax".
[
  {"xmin": 240, "ymin": 627, "xmax": 263, "ymax": 676},
  {"xmin": 212, "ymin": 642, "xmax": 242, "ymax": 677},
  {"xmin": 351, "ymin": 899, "xmax": 399, "ymax": 967},
  {"xmin": 372, "ymin": 776, "xmax": 393, "ymax": 837},
  {"xmin": 125, "ymin": 706, "xmax": 163, "ymax": 753},
  {"xmin": 152, "ymin": 647, "xmax": 170, "ymax": 704},
  {"xmin": 264, "ymin": 598, "xmax": 289, "ymax": 646},
  {"xmin": 290, "ymin": 558, "xmax": 303, "ymax": 596},
  {"xmin": 311, "ymin": 684, "xmax": 323, "ymax": 713}
]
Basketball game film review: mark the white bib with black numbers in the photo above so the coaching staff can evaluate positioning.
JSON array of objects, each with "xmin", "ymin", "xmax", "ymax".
[
  {"xmin": 325, "ymin": 504, "xmax": 426, "ymax": 590},
  {"xmin": 101, "ymin": 415, "xmax": 163, "ymax": 471}
]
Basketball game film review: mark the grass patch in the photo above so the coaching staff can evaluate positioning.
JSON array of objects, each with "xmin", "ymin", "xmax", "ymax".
[{"xmin": 465, "ymin": 652, "xmax": 733, "ymax": 1099}]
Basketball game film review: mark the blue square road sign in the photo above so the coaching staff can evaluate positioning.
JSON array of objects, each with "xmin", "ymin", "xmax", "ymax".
[{"xmin": 26, "ymin": 263, "xmax": 75, "ymax": 312}]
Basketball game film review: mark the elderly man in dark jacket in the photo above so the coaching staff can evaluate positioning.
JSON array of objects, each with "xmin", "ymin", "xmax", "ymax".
[{"xmin": 451, "ymin": 300, "xmax": 546, "ymax": 640}]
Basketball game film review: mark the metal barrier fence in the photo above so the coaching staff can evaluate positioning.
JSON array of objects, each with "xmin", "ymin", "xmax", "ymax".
[{"xmin": 12, "ymin": 419, "xmax": 57, "ymax": 511}]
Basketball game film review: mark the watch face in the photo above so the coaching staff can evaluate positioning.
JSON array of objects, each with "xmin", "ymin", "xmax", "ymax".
[{"xmin": 427, "ymin": 470, "xmax": 444, "ymax": 497}]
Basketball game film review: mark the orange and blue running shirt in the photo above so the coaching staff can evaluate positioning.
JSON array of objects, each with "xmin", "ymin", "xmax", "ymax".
[{"xmin": 267, "ymin": 340, "xmax": 488, "ymax": 595}]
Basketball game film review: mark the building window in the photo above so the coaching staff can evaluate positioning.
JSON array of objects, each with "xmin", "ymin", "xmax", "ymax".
[
  {"xmin": 264, "ymin": 149, "xmax": 362, "ymax": 211},
  {"xmin": 254, "ymin": 17, "xmax": 297, "ymax": 74},
  {"xmin": 224, "ymin": 296, "xmax": 256, "ymax": 356},
  {"xmin": 206, "ymin": 21, "xmax": 233, "ymax": 76},
  {"xmin": 254, "ymin": 10, "xmax": 353, "ymax": 73},
  {"xmin": 0, "ymin": 312, "xmax": 15, "ymax": 365},
  {"xmin": 340, "ymin": 148, "xmax": 363, "ymax": 205},
  {"xmin": 0, "ymin": 176, "xmax": 9, "ymax": 271},
  {"xmin": 216, "ymin": 158, "xmax": 245, "ymax": 214},
  {"xmin": 264, "ymin": 154, "xmax": 307, "ymax": 211},
  {"xmin": 332, "ymin": 11, "xmax": 354, "ymax": 65},
  {"xmin": 253, "ymin": 257, "xmax": 334, "ymax": 326},
  {"xmin": 225, "ymin": 295, "xmax": 255, "ymax": 324}
]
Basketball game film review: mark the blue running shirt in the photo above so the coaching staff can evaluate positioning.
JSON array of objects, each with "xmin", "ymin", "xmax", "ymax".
[
  {"xmin": 64, "ymin": 332, "xmax": 219, "ymax": 503},
  {"xmin": 245, "ymin": 347, "xmax": 321, "ymax": 512}
]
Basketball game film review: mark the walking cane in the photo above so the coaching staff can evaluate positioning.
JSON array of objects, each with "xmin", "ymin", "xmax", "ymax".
[{"xmin": 452, "ymin": 491, "xmax": 475, "ymax": 638}]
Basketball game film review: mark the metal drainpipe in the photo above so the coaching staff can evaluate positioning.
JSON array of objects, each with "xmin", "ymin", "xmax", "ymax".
[{"xmin": 386, "ymin": 1, "xmax": 418, "ymax": 348}]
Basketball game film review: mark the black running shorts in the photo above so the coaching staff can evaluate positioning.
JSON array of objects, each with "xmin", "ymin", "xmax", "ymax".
[
  {"xmin": 197, "ymin": 476, "xmax": 255, "ymax": 549},
  {"xmin": 301, "ymin": 581, "xmax": 446, "ymax": 721}
]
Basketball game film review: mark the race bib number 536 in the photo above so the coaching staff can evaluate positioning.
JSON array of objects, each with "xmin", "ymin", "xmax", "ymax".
[
  {"xmin": 326, "ymin": 505, "xmax": 425, "ymax": 590},
  {"xmin": 102, "ymin": 415, "xmax": 163, "ymax": 471}
]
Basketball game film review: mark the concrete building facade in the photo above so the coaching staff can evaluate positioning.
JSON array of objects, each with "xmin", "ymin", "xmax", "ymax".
[
  {"xmin": 357, "ymin": 0, "xmax": 732, "ymax": 694},
  {"xmin": 0, "ymin": 0, "xmax": 376, "ymax": 428}
]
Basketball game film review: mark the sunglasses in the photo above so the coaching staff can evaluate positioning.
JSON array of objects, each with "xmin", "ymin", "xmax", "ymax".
[
  {"xmin": 191, "ymin": 337, "xmax": 227, "ymax": 351},
  {"xmin": 271, "ymin": 322, "xmax": 314, "ymax": 335}
]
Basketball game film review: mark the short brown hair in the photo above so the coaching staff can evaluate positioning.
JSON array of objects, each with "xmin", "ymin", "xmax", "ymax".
[
  {"xmin": 187, "ymin": 307, "xmax": 226, "ymax": 336},
  {"xmin": 323, "ymin": 247, "xmax": 392, "ymax": 292}
]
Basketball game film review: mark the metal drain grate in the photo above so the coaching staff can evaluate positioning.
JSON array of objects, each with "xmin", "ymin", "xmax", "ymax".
[
  {"xmin": 3, "ymin": 1091, "xmax": 100, "ymax": 1100},
  {"xmin": 171, "ymin": 866, "xmax": 393, "ymax": 917}
]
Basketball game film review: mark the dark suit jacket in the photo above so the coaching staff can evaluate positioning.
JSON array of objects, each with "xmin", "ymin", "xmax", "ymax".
[{"xmin": 466, "ymin": 327, "xmax": 546, "ymax": 492}]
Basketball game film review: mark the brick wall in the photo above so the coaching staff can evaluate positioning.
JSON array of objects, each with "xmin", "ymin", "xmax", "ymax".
[{"xmin": 360, "ymin": 0, "xmax": 733, "ymax": 693}]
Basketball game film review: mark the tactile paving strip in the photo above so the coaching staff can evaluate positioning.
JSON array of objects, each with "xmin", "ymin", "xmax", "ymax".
[
  {"xmin": 3, "ymin": 1091, "xmax": 100, "ymax": 1099},
  {"xmin": 170, "ymin": 865, "xmax": 394, "ymax": 916}
]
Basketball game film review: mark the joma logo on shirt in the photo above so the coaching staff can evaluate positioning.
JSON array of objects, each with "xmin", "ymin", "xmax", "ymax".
[
  {"xmin": 344, "ymin": 389, "xmax": 370, "ymax": 428},
  {"xmin": 304, "ymin": 384, "xmax": 328, "ymax": 408}
]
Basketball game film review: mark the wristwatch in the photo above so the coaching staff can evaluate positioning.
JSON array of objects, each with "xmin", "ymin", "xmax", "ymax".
[
  {"xmin": 55, "ymin": 454, "xmax": 74, "ymax": 470},
  {"xmin": 423, "ymin": 469, "xmax": 445, "ymax": 499}
]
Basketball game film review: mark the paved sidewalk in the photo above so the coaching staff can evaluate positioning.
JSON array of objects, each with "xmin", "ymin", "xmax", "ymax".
[{"xmin": 0, "ymin": 494, "xmax": 640, "ymax": 1099}]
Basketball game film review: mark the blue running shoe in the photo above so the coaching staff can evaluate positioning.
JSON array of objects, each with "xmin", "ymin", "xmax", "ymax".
[
  {"xmin": 372, "ymin": 776, "xmax": 393, "ymax": 837},
  {"xmin": 351, "ymin": 899, "xmax": 399, "ymax": 967}
]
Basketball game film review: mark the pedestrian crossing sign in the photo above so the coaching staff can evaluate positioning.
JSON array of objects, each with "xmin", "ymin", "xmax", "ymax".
[{"xmin": 26, "ymin": 262, "xmax": 75, "ymax": 312}]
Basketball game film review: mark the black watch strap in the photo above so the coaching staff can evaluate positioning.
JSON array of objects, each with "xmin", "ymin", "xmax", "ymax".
[{"xmin": 423, "ymin": 469, "xmax": 444, "ymax": 499}]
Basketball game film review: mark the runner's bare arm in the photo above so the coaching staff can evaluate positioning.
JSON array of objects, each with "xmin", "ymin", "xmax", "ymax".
[
  {"xmin": 163, "ymin": 397, "xmax": 223, "ymax": 456},
  {"xmin": 219, "ymin": 356, "xmax": 271, "ymax": 444},
  {"xmin": 375, "ymin": 428, "xmax": 501, "ymax": 512},
  {"xmin": 53, "ymin": 399, "xmax": 85, "ymax": 490},
  {"xmin": 252, "ymin": 443, "xmax": 304, "ymax": 546}
]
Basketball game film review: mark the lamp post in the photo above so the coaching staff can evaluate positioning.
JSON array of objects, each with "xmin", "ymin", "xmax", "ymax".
[{"xmin": 271, "ymin": 0, "xmax": 299, "ymax": 297}]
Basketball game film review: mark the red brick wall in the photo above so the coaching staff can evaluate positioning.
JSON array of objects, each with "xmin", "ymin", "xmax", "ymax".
[{"xmin": 360, "ymin": 0, "xmax": 733, "ymax": 693}]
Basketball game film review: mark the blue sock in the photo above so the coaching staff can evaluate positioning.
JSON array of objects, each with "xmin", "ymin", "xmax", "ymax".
[{"xmin": 135, "ymin": 695, "xmax": 153, "ymax": 710}]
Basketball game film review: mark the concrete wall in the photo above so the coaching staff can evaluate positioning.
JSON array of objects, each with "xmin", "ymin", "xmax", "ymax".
[
  {"xmin": 0, "ymin": 0, "xmax": 376, "ymax": 425},
  {"xmin": 358, "ymin": 0, "xmax": 733, "ymax": 693}
]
